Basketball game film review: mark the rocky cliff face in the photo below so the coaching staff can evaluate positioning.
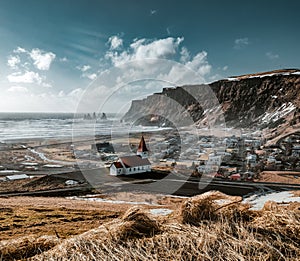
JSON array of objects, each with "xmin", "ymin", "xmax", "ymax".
[{"xmin": 123, "ymin": 69, "xmax": 300, "ymax": 129}]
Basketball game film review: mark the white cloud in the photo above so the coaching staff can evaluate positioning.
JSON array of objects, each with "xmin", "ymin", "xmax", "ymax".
[
  {"xmin": 60, "ymin": 57, "xmax": 68, "ymax": 62},
  {"xmin": 68, "ymin": 88, "xmax": 84, "ymax": 99},
  {"xmin": 76, "ymin": 35, "xmax": 216, "ymax": 113},
  {"xmin": 12, "ymin": 46, "xmax": 56, "ymax": 70},
  {"xmin": 234, "ymin": 37, "xmax": 249, "ymax": 49},
  {"xmin": 41, "ymin": 82, "xmax": 52, "ymax": 88},
  {"xmin": 0, "ymin": 89, "xmax": 85, "ymax": 112},
  {"xmin": 184, "ymin": 51, "xmax": 211, "ymax": 76},
  {"xmin": 131, "ymin": 37, "xmax": 183, "ymax": 60},
  {"xmin": 76, "ymin": 65, "xmax": 97, "ymax": 80},
  {"xmin": 223, "ymin": 65, "xmax": 228, "ymax": 71},
  {"xmin": 6, "ymin": 47, "xmax": 55, "ymax": 87},
  {"xmin": 13, "ymin": 47, "xmax": 26, "ymax": 54},
  {"xmin": 7, "ymin": 71, "xmax": 42, "ymax": 84},
  {"xmin": 150, "ymin": 9, "xmax": 157, "ymax": 15},
  {"xmin": 86, "ymin": 73, "xmax": 97, "ymax": 80},
  {"xmin": 58, "ymin": 90, "xmax": 65, "ymax": 97},
  {"xmin": 29, "ymin": 48, "xmax": 56, "ymax": 70},
  {"xmin": 180, "ymin": 47, "xmax": 190, "ymax": 63},
  {"xmin": 209, "ymin": 73, "xmax": 223, "ymax": 82},
  {"xmin": 7, "ymin": 55, "xmax": 20, "ymax": 68},
  {"xmin": 2, "ymin": 37, "xmax": 217, "ymax": 112},
  {"xmin": 77, "ymin": 65, "xmax": 91, "ymax": 72},
  {"xmin": 7, "ymin": 86, "xmax": 29, "ymax": 93},
  {"xmin": 266, "ymin": 52, "xmax": 279, "ymax": 60},
  {"xmin": 106, "ymin": 36, "xmax": 184, "ymax": 66},
  {"xmin": 108, "ymin": 35, "xmax": 123, "ymax": 50},
  {"xmin": 166, "ymin": 27, "xmax": 171, "ymax": 35},
  {"xmin": 102, "ymin": 36, "xmax": 213, "ymax": 86}
]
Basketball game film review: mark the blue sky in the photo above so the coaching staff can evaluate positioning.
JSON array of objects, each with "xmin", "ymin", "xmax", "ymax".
[{"xmin": 0, "ymin": 0, "xmax": 299, "ymax": 112}]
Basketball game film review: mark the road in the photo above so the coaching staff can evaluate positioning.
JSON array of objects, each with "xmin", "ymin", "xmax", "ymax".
[
  {"xmin": 81, "ymin": 168, "xmax": 300, "ymax": 197},
  {"xmin": 2, "ymin": 168, "xmax": 300, "ymax": 197}
]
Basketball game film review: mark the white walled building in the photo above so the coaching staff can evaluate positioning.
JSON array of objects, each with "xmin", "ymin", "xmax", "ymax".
[
  {"xmin": 110, "ymin": 156, "xmax": 151, "ymax": 176},
  {"xmin": 110, "ymin": 136, "xmax": 151, "ymax": 176},
  {"xmin": 197, "ymin": 154, "xmax": 222, "ymax": 174},
  {"xmin": 246, "ymin": 154, "xmax": 258, "ymax": 167}
]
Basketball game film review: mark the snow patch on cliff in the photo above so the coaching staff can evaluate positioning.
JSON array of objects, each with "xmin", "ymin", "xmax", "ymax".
[{"xmin": 260, "ymin": 102, "xmax": 296, "ymax": 123}]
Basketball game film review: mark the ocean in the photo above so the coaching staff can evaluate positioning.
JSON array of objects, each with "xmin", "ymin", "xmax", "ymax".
[{"xmin": 0, "ymin": 112, "xmax": 168, "ymax": 142}]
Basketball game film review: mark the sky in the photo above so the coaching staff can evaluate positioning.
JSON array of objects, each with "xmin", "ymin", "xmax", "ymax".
[{"xmin": 0, "ymin": 0, "xmax": 299, "ymax": 112}]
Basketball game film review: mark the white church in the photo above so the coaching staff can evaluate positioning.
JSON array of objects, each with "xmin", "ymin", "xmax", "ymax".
[{"xmin": 110, "ymin": 136, "xmax": 151, "ymax": 176}]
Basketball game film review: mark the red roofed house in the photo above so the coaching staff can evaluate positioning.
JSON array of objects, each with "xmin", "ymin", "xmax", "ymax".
[{"xmin": 110, "ymin": 136, "xmax": 151, "ymax": 176}]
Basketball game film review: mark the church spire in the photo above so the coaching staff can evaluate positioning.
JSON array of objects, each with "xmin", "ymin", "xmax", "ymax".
[{"xmin": 137, "ymin": 135, "xmax": 149, "ymax": 158}]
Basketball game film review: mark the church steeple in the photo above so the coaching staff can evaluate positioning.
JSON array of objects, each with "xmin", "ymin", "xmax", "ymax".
[{"xmin": 137, "ymin": 135, "xmax": 149, "ymax": 158}]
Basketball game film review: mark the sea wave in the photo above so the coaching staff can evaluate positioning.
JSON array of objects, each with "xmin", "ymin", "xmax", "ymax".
[{"xmin": 0, "ymin": 112, "xmax": 170, "ymax": 142}]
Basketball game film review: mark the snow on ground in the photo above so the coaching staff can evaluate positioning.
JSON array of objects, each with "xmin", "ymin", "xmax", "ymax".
[
  {"xmin": 22, "ymin": 162, "xmax": 39, "ymax": 166},
  {"xmin": 0, "ymin": 170, "xmax": 20, "ymax": 173},
  {"xmin": 67, "ymin": 195, "xmax": 162, "ymax": 206},
  {"xmin": 226, "ymin": 77, "xmax": 239, "ymax": 81},
  {"xmin": 43, "ymin": 164, "xmax": 64, "ymax": 168},
  {"xmin": 227, "ymin": 70, "xmax": 300, "ymax": 81},
  {"xmin": 227, "ymin": 74, "xmax": 276, "ymax": 81},
  {"xmin": 248, "ymin": 73, "xmax": 275, "ymax": 79},
  {"xmin": 243, "ymin": 191, "xmax": 300, "ymax": 210},
  {"xmin": 261, "ymin": 102, "xmax": 296, "ymax": 123},
  {"xmin": 149, "ymin": 208, "xmax": 173, "ymax": 216},
  {"xmin": 214, "ymin": 199, "xmax": 233, "ymax": 205}
]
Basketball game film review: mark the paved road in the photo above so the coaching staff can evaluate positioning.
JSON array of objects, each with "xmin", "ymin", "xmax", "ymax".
[
  {"xmin": 2, "ymin": 168, "xmax": 300, "ymax": 197},
  {"xmin": 81, "ymin": 169, "xmax": 300, "ymax": 197}
]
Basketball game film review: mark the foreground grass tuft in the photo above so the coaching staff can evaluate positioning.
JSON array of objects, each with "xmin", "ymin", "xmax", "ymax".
[
  {"xmin": 0, "ymin": 235, "xmax": 59, "ymax": 260},
  {"xmin": 2, "ymin": 191, "xmax": 300, "ymax": 260}
]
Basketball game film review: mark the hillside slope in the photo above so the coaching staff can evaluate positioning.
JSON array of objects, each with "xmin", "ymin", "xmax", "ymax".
[{"xmin": 123, "ymin": 69, "xmax": 300, "ymax": 129}]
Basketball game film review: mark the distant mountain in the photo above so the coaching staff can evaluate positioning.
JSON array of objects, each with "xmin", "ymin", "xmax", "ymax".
[{"xmin": 123, "ymin": 69, "xmax": 300, "ymax": 130}]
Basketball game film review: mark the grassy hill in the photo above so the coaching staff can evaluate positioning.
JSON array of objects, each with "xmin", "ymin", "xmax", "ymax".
[{"xmin": 1, "ymin": 191, "xmax": 299, "ymax": 260}]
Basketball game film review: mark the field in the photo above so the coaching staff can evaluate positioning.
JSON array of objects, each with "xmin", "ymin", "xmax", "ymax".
[
  {"xmin": 1, "ymin": 191, "xmax": 300, "ymax": 260},
  {"xmin": 0, "ymin": 197, "xmax": 122, "ymax": 242},
  {"xmin": 258, "ymin": 171, "xmax": 300, "ymax": 184}
]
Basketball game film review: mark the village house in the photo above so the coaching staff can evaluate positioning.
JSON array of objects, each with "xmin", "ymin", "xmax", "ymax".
[
  {"xmin": 110, "ymin": 136, "xmax": 151, "ymax": 176},
  {"xmin": 292, "ymin": 145, "xmax": 300, "ymax": 156},
  {"xmin": 5, "ymin": 174, "xmax": 30, "ymax": 181},
  {"xmin": 91, "ymin": 142, "xmax": 115, "ymax": 153},
  {"xmin": 246, "ymin": 153, "xmax": 258, "ymax": 168},
  {"xmin": 222, "ymin": 137, "xmax": 238, "ymax": 148},
  {"xmin": 197, "ymin": 154, "xmax": 222, "ymax": 174},
  {"xmin": 244, "ymin": 139, "xmax": 261, "ymax": 148},
  {"xmin": 267, "ymin": 156, "xmax": 281, "ymax": 165}
]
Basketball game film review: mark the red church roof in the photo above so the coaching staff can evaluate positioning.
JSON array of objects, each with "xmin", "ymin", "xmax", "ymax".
[
  {"xmin": 112, "ymin": 161, "xmax": 123, "ymax": 168},
  {"xmin": 120, "ymin": 156, "xmax": 150, "ymax": 167},
  {"xmin": 137, "ymin": 136, "xmax": 148, "ymax": 152}
]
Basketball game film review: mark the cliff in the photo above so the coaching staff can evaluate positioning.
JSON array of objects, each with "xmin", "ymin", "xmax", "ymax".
[{"xmin": 123, "ymin": 69, "xmax": 300, "ymax": 129}]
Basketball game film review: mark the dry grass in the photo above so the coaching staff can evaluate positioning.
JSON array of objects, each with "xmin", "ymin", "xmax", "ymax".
[
  {"xmin": 39, "ymin": 146, "xmax": 76, "ymax": 162},
  {"xmin": 14, "ymin": 191, "xmax": 298, "ymax": 261},
  {"xmin": 0, "ymin": 175, "xmax": 71, "ymax": 193},
  {"xmin": 113, "ymin": 207, "xmax": 161, "ymax": 240},
  {"xmin": 0, "ymin": 205, "xmax": 119, "ymax": 243},
  {"xmin": 292, "ymin": 190, "xmax": 300, "ymax": 197},
  {"xmin": 258, "ymin": 171, "xmax": 300, "ymax": 184},
  {"xmin": 0, "ymin": 196, "xmax": 128, "ymax": 250},
  {"xmin": 179, "ymin": 191, "xmax": 247, "ymax": 225},
  {"xmin": 0, "ymin": 235, "xmax": 60, "ymax": 260}
]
